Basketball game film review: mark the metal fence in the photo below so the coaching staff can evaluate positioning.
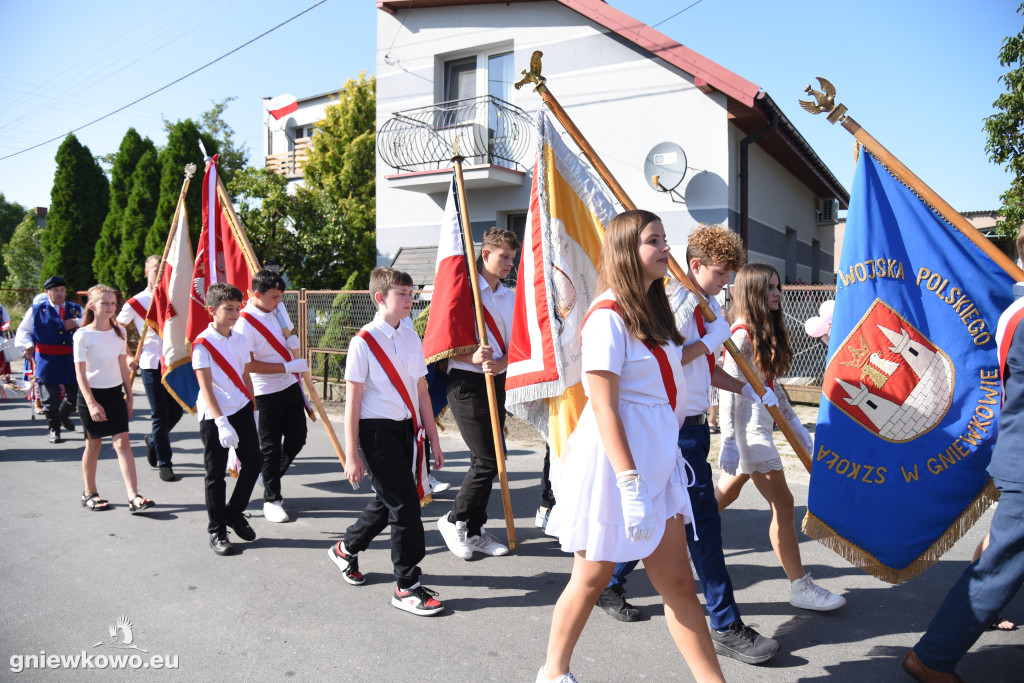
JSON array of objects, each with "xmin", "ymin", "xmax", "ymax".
[{"xmin": 779, "ymin": 285, "xmax": 836, "ymax": 386}]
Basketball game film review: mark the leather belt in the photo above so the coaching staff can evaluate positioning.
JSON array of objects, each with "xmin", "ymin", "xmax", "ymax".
[{"xmin": 682, "ymin": 412, "xmax": 708, "ymax": 427}]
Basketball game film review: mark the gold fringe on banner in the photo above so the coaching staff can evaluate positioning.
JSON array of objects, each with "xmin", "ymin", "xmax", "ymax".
[
  {"xmin": 424, "ymin": 344, "xmax": 478, "ymax": 366},
  {"xmin": 802, "ymin": 479, "xmax": 999, "ymax": 585}
]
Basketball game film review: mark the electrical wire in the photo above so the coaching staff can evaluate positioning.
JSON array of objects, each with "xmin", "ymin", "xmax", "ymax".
[
  {"xmin": 0, "ymin": 0, "xmax": 326, "ymax": 162},
  {"xmin": 650, "ymin": 0, "xmax": 708, "ymax": 29}
]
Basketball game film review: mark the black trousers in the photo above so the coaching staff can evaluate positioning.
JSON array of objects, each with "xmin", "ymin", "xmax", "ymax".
[
  {"xmin": 40, "ymin": 382, "xmax": 78, "ymax": 427},
  {"xmin": 141, "ymin": 368, "xmax": 184, "ymax": 467},
  {"xmin": 345, "ymin": 418, "xmax": 424, "ymax": 588},
  {"xmin": 255, "ymin": 383, "xmax": 308, "ymax": 502},
  {"xmin": 447, "ymin": 369, "xmax": 506, "ymax": 536},
  {"xmin": 199, "ymin": 403, "xmax": 261, "ymax": 534}
]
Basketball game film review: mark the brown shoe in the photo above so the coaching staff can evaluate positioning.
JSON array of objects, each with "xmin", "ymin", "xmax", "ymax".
[{"xmin": 902, "ymin": 649, "xmax": 964, "ymax": 682}]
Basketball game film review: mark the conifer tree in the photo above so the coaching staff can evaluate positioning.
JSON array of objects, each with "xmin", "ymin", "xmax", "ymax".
[
  {"xmin": 42, "ymin": 134, "xmax": 109, "ymax": 291},
  {"xmin": 93, "ymin": 129, "xmax": 152, "ymax": 286},
  {"xmin": 115, "ymin": 149, "xmax": 161, "ymax": 294},
  {"xmin": 145, "ymin": 119, "xmax": 217, "ymax": 257},
  {"xmin": 2, "ymin": 213, "xmax": 43, "ymax": 290},
  {"xmin": 0, "ymin": 194, "xmax": 27, "ymax": 285}
]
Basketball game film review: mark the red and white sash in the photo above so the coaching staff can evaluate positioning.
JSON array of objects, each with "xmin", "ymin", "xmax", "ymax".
[
  {"xmin": 482, "ymin": 306, "xmax": 506, "ymax": 356},
  {"xmin": 693, "ymin": 308, "xmax": 717, "ymax": 376},
  {"xmin": 997, "ymin": 297, "xmax": 1024, "ymax": 402},
  {"xmin": 239, "ymin": 310, "xmax": 313, "ymax": 416},
  {"xmin": 356, "ymin": 329, "xmax": 430, "ymax": 505},
  {"xmin": 192, "ymin": 336, "xmax": 253, "ymax": 404},
  {"xmin": 126, "ymin": 295, "xmax": 148, "ymax": 319},
  {"xmin": 582, "ymin": 300, "xmax": 677, "ymax": 413}
]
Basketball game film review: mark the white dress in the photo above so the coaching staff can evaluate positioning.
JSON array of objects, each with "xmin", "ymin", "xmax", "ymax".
[
  {"xmin": 718, "ymin": 321, "xmax": 799, "ymax": 475},
  {"xmin": 547, "ymin": 291, "xmax": 694, "ymax": 562}
]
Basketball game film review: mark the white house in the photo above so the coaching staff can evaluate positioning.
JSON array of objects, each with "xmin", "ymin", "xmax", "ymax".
[
  {"xmin": 375, "ymin": 0, "xmax": 848, "ymax": 286},
  {"xmin": 262, "ymin": 90, "xmax": 341, "ymax": 192}
]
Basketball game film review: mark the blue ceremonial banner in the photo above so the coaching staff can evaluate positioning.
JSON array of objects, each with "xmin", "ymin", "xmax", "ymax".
[{"xmin": 804, "ymin": 149, "xmax": 1014, "ymax": 584}]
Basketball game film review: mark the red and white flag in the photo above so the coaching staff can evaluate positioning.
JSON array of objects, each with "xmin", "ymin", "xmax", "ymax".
[
  {"xmin": 422, "ymin": 178, "xmax": 479, "ymax": 363},
  {"xmin": 505, "ymin": 112, "xmax": 615, "ymax": 460},
  {"xmin": 266, "ymin": 93, "xmax": 298, "ymax": 121},
  {"xmin": 146, "ymin": 196, "xmax": 199, "ymax": 412},
  {"xmin": 186, "ymin": 154, "xmax": 256, "ymax": 342}
]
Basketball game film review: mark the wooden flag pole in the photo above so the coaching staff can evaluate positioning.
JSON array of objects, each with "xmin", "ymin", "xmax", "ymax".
[
  {"xmin": 207, "ymin": 159, "xmax": 347, "ymax": 469},
  {"xmin": 129, "ymin": 163, "xmax": 197, "ymax": 387},
  {"xmin": 516, "ymin": 54, "xmax": 814, "ymax": 472},
  {"xmin": 450, "ymin": 147, "xmax": 518, "ymax": 552}
]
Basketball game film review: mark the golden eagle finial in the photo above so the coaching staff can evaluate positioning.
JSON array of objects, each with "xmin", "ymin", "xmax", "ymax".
[
  {"xmin": 799, "ymin": 76, "xmax": 848, "ymax": 124},
  {"xmin": 514, "ymin": 50, "xmax": 546, "ymax": 91}
]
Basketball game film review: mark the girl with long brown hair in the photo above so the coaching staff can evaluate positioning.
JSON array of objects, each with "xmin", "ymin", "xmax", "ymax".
[
  {"xmin": 539, "ymin": 210, "xmax": 723, "ymax": 683},
  {"xmin": 74, "ymin": 285, "xmax": 154, "ymax": 513},
  {"xmin": 715, "ymin": 263, "xmax": 844, "ymax": 611}
]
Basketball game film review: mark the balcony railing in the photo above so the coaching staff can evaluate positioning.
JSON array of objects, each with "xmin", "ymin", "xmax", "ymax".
[
  {"xmin": 265, "ymin": 136, "xmax": 313, "ymax": 178},
  {"xmin": 378, "ymin": 95, "xmax": 533, "ymax": 174}
]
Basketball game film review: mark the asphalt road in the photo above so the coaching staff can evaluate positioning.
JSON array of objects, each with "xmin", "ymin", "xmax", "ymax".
[{"xmin": 1, "ymin": 369, "xmax": 1021, "ymax": 682}]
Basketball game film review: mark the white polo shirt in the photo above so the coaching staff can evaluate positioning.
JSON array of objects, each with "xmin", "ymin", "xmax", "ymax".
[
  {"xmin": 447, "ymin": 273, "xmax": 515, "ymax": 374},
  {"xmin": 192, "ymin": 324, "xmax": 253, "ymax": 420},
  {"xmin": 668, "ymin": 286, "xmax": 730, "ymax": 417},
  {"xmin": 345, "ymin": 314, "xmax": 427, "ymax": 421},
  {"xmin": 234, "ymin": 301, "xmax": 299, "ymax": 396},
  {"xmin": 116, "ymin": 289, "xmax": 162, "ymax": 371}
]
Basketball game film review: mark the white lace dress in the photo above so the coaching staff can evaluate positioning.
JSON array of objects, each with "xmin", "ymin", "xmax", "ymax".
[{"xmin": 718, "ymin": 321, "xmax": 799, "ymax": 475}]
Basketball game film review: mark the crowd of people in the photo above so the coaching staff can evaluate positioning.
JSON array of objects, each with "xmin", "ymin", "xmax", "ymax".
[{"xmin": 9, "ymin": 216, "xmax": 1023, "ymax": 682}]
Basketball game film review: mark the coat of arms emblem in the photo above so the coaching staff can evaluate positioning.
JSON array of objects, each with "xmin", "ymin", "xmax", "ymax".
[{"xmin": 823, "ymin": 299, "xmax": 953, "ymax": 443}]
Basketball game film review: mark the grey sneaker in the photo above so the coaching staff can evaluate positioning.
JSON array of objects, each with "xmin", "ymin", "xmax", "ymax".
[
  {"xmin": 711, "ymin": 621, "xmax": 780, "ymax": 665},
  {"xmin": 466, "ymin": 530, "xmax": 509, "ymax": 556},
  {"xmin": 789, "ymin": 573, "xmax": 846, "ymax": 611},
  {"xmin": 536, "ymin": 667, "xmax": 579, "ymax": 683}
]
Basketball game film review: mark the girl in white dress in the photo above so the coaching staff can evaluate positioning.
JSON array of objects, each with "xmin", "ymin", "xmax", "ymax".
[
  {"xmin": 74, "ymin": 285, "xmax": 154, "ymax": 513},
  {"xmin": 715, "ymin": 263, "xmax": 843, "ymax": 611},
  {"xmin": 539, "ymin": 210, "xmax": 724, "ymax": 683}
]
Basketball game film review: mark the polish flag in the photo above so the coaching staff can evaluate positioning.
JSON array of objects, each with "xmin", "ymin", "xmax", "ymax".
[{"xmin": 266, "ymin": 93, "xmax": 298, "ymax": 121}]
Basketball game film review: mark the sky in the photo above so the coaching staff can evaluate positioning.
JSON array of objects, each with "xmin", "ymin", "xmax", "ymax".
[{"xmin": 0, "ymin": 0, "xmax": 1018, "ymax": 215}]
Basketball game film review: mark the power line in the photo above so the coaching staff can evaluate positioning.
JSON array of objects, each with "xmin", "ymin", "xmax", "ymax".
[
  {"xmin": 650, "ymin": 0, "xmax": 708, "ymax": 30},
  {"xmin": 0, "ymin": 0, "xmax": 326, "ymax": 162}
]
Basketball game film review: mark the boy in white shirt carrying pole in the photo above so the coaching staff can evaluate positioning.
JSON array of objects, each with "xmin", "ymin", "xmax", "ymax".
[
  {"xmin": 193, "ymin": 283, "xmax": 261, "ymax": 556},
  {"xmin": 234, "ymin": 269, "xmax": 309, "ymax": 523},
  {"xmin": 328, "ymin": 268, "xmax": 447, "ymax": 616}
]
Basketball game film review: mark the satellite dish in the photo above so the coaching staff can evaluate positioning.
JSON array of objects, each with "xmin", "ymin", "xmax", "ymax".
[{"xmin": 644, "ymin": 142, "xmax": 688, "ymax": 191}]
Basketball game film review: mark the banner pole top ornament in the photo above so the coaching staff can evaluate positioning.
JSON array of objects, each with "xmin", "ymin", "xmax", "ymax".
[
  {"xmin": 184, "ymin": 162, "xmax": 197, "ymax": 180},
  {"xmin": 799, "ymin": 76, "xmax": 848, "ymax": 125},
  {"xmin": 451, "ymin": 135, "xmax": 464, "ymax": 164},
  {"xmin": 514, "ymin": 50, "xmax": 547, "ymax": 93}
]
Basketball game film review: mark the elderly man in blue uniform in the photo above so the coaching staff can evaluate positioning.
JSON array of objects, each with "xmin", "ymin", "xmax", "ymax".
[{"xmin": 15, "ymin": 276, "xmax": 83, "ymax": 443}]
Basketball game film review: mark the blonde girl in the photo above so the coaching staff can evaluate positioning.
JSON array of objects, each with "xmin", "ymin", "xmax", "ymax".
[
  {"xmin": 539, "ymin": 210, "xmax": 724, "ymax": 683},
  {"xmin": 74, "ymin": 285, "xmax": 154, "ymax": 513},
  {"xmin": 715, "ymin": 263, "xmax": 843, "ymax": 610}
]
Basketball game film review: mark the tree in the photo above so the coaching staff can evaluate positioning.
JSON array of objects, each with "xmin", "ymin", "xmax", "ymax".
[
  {"xmin": 42, "ymin": 134, "xmax": 109, "ymax": 291},
  {"xmin": 2, "ymin": 213, "xmax": 43, "ymax": 290},
  {"xmin": 94, "ymin": 129, "xmax": 153, "ymax": 286},
  {"xmin": 985, "ymin": 3, "xmax": 1024, "ymax": 239},
  {"xmin": 293, "ymin": 72, "xmax": 377, "ymax": 289},
  {"xmin": 0, "ymin": 194, "xmax": 27, "ymax": 285},
  {"xmin": 145, "ymin": 119, "xmax": 217, "ymax": 257},
  {"xmin": 115, "ymin": 149, "xmax": 161, "ymax": 293},
  {"xmin": 197, "ymin": 97, "xmax": 249, "ymax": 193},
  {"xmin": 228, "ymin": 167, "xmax": 297, "ymax": 269}
]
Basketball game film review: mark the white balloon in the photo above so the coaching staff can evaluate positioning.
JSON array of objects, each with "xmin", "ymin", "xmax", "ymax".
[
  {"xmin": 819, "ymin": 299, "xmax": 835, "ymax": 320},
  {"xmin": 805, "ymin": 316, "xmax": 831, "ymax": 338}
]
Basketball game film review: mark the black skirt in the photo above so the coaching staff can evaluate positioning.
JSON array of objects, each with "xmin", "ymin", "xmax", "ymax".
[{"xmin": 77, "ymin": 385, "xmax": 130, "ymax": 438}]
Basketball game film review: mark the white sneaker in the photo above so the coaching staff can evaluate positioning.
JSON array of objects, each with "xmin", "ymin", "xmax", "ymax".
[
  {"xmin": 263, "ymin": 500, "xmax": 290, "ymax": 523},
  {"xmin": 789, "ymin": 573, "xmax": 846, "ymax": 611},
  {"xmin": 467, "ymin": 530, "xmax": 509, "ymax": 556},
  {"xmin": 535, "ymin": 507, "xmax": 550, "ymax": 529},
  {"xmin": 536, "ymin": 666, "xmax": 579, "ymax": 683},
  {"xmin": 429, "ymin": 475, "xmax": 451, "ymax": 493},
  {"xmin": 437, "ymin": 514, "xmax": 473, "ymax": 560}
]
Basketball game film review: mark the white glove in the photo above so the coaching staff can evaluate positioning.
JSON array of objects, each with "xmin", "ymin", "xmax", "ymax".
[
  {"xmin": 718, "ymin": 439, "xmax": 739, "ymax": 475},
  {"xmin": 701, "ymin": 319, "xmax": 732, "ymax": 353},
  {"xmin": 284, "ymin": 358, "xmax": 308, "ymax": 374},
  {"xmin": 787, "ymin": 416, "xmax": 813, "ymax": 453},
  {"xmin": 214, "ymin": 415, "xmax": 239, "ymax": 449},
  {"xmin": 741, "ymin": 383, "xmax": 779, "ymax": 407},
  {"xmin": 617, "ymin": 471, "xmax": 655, "ymax": 542},
  {"xmin": 285, "ymin": 335, "xmax": 301, "ymax": 350}
]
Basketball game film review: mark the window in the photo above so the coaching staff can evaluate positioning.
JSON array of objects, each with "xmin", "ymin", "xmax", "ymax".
[
  {"xmin": 440, "ymin": 48, "xmax": 514, "ymax": 165},
  {"xmin": 444, "ymin": 57, "xmax": 477, "ymax": 102},
  {"xmin": 505, "ymin": 212, "xmax": 527, "ymax": 283}
]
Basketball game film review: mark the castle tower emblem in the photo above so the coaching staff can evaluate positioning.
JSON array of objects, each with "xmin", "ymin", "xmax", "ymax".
[{"xmin": 823, "ymin": 299, "xmax": 953, "ymax": 443}]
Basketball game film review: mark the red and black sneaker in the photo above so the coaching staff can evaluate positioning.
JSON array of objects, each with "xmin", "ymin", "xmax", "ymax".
[
  {"xmin": 328, "ymin": 541, "xmax": 365, "ymax": 585},
  {"xmin": 391, "ymin": 583, "xmax": 444, "ymax": 616}
]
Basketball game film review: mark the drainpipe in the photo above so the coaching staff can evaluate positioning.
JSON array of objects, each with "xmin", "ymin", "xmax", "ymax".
[{"xmin": 739, "ymin": 105, "xmax": 778, "ymax": 252}]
